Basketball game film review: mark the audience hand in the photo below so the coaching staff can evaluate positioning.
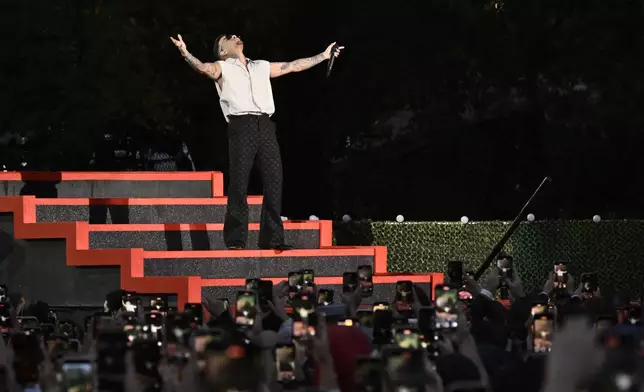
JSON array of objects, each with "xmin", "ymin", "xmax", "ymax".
[
  {"xmin": 565, "ymin": 275, "xmax": 576, "ymax": 295},
  {"xmin": 341, "ymin": 285, "xmax": 363, "ymax": 317},
  {"xmin": 463, "ymin": 274, "xmax": 482, "ymax": 296},
  {"xmin": 544, "ymin": 317, "xmax": 603, "ymax": 392},
  {"xmin": 267, "ymin": 283, "xmax": 289, "ymax": 322},
  {"xmin": 0, "ymin": 328, "xmax": 11, "ymax": 368},
  {"xmin": 543, "ymin": 272, "xmax": 576, "ymax": 296},
  {"xmin": 251, "ymin": 300, "xmax": 264, "ymax": 335},
  {"xmin": 178, "ymin": 355, "xmax": 202, "ymax": 391},
  {"xmin": 125, "ymin": 351, "xmax": 145, "ymax": 392},
  {"xmin": 311, "ymin": 311, "xmax": 333, "ymax": 364},
  {"xmin": 158, "ymin": 360, "xmax": 181, "ymax": 392},
  {"xmin": 463, "ymin": 268, "xmax": 500, "ymax": 299},
  {"xmin": 435, "ymin": 337, "xmax": 455, "ymax": 355},
  {"xmin": 423, "ymin": 354, "xmax": 445, "ymax": 392},
  {"xmin": 482, "ymin": 268, "xmax": 501, "ymax": 293},
  {"xmin": 311, "ymin": 313, "xmax": 338, "ymax": 390},
  {"xmin": 310, "ymin": 283, "xmax": 320, "ymax": 300},
  {"xmin": 542, "ymin": 272, "xmax": 555, "ymax": 294},
  {"xmin": 505, "ymin": 271, "xmax": 525, "ymax": 300},
  {"xmin": 273, "ymin": 280, "xmax": 289, "ymax": 299},
  {"xmin": 202, "ymin": 297, "xmax": 228, "ymax": 319},
  {"xmin": 573, "ymin": 282, "xmax": 601, "ymax": 298}
]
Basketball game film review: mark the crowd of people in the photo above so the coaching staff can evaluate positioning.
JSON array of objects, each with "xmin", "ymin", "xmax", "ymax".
[{"xmin": 0, "ymin": 253, "xmax": 641, "ymax": 392}]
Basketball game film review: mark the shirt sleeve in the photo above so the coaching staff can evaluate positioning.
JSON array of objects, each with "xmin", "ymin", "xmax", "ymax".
[
  {"xmin": 257, "ymin": 60, "xmax": 271, "ymax": 78},
  {"xmin": 216, "ymin": 60, "xmax": 227, "ymax": 75}
]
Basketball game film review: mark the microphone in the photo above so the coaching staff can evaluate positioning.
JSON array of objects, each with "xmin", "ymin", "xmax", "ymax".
[{"xmin": 326, "ymin": 44, "xmax": 339, "ymax": 78}]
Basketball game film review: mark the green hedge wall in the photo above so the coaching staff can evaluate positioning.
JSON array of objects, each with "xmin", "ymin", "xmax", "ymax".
[{"xmin": 334, "ymin": 220, "xmax": 644, "ymax": 294}]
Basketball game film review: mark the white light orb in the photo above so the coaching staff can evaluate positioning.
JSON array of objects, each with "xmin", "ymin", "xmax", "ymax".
[
  {"xmin": 460, "ymin": 216, "xmax": 469, "ymax": 224},
  {"xmin": 593, "ymin": 215, "xmax": 601, "ymax": 223},
  {"xmin": 527, "ymin": 213, "xmax": 535, "ymax": 222},
  {"xmin": 342, "ymin": 214, "xmax": 351, "ymax": 222},
  {"xmin": 309, "ymin": 215, "xmax": 319, "ymax": 221},
  {"xmin": 281, "ymin": 216, "xmax": 288, "ymax": 221},
  {"xmin": 396, "ymin": 215, "xmax": 404, "ymax": 223}
]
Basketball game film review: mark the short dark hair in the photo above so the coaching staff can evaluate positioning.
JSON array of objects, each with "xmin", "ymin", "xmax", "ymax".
[
  {"xmin": 105, "ymin": 289, "xmax": 126, "ymax": 313},
  {"xmin": 213, "ymin": 34, "xmax": 226, "ymax": 60}
]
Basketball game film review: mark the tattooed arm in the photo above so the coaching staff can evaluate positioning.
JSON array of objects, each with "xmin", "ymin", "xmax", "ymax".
[
  {"xmin": 270, "ymin": 53, "xmax": 326, "ymax": 78},
  {"xmin": 183, "ymin": 51, "xmax": 222, "ymax": 80},
  {"xmin": 269, "ymin": 42, "xmax": 344, "ymax": 78},
  {"xmin": 170, "ymin": 35, "xmax": 221, "ymax": 80}
]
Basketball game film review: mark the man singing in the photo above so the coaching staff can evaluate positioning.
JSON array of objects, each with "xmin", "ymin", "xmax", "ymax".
[{"xmin": 170, "ymin": 33, "xmax": 343, "ymax": 250}]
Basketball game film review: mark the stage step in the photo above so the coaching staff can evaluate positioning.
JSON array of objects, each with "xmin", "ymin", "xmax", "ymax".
[
  {"xmin": 0, "ymin": 190, "xmax": 447, "ymax": 309},
  {"xmin": 0, "ymin": 213, "xmax": 120, "ymax": 306},
  {"xmin": 140, "ymin": 248, "xmax": 385, "ymax": 279},
  {"xmin": 0, "ymin": 172, "xmax": 223, "ymax": 198},
  {"xmin": 88, "ymin": 222, "xmax": 330, "ymax": 250},
  {"xmin": 33, "ymin": 198, "xmax": 262, "ymax": 224},
  {"xmin": 0, "ymin": 202, "xmax": 390, "ymax": 306},
  {"xmin": 199, "ymin": 274, "xmax": 438, "ymax": 305}
]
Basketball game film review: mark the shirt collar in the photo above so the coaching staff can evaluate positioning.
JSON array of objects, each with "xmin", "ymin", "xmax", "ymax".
[{"xmin": 225, "ymin": 57, "xmax": 251, "ymax": 65}]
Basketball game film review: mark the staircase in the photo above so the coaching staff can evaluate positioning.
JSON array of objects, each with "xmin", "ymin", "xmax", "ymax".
[{"xmin": 0, "ymin": 172, "xmax": 443, "ymax": 309}]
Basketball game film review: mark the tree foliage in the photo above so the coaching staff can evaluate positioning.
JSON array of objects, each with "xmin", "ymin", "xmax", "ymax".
[
  {"xmin": 330, "ymin": 0, "xmax": 644, "ymax": 220},
  {"xmin": 1, "ymin": 0, "xmax": 642, "ymax": 219}
]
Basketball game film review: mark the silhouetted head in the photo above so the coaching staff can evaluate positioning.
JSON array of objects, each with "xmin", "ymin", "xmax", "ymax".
[
  {"xmin": 104, "ymin": 290, "xmax": 126, "ymax": 314},
  {"xmin": 214, "ymin": 34, "xmax": 244, "ymax": 60}
]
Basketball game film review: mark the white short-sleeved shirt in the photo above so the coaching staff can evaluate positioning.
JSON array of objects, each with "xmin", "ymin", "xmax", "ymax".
[{"xmin": 215, "ymin": 58, "xmax": 275, "ymax": 122}]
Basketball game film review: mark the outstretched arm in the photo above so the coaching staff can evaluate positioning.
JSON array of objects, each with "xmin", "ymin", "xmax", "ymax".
[
  {"xmin": 183, "ymin": 52, "xmax": 222, "ymax": 80},
  {"xmin": 270, "ymin": 53, "xmax": 325, "ymax": 78},
  {"xmin": 170, "ymin": 34, "xmax": 221, "ymax": 81},
  {"xmin": 270, "ymin": 42, "xmax": 344, "ymax": 78}
]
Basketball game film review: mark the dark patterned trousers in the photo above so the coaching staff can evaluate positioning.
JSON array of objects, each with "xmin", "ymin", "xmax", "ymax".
[{"xmin": 224, "ymin": 114, "xmax": 285, "ymax": 247}]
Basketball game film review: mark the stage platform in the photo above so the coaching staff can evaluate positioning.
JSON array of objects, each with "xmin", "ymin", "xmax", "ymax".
[{"xmin": 0, "ymin": 172, "xmax": 442, "ymax": 309}]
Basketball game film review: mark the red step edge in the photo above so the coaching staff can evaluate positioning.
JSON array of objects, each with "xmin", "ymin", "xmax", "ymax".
[
  {"xmin": 0, "ymin": 197, "xmax": 389, "ymax": 310},
  {"xmin": 89, "ymin": 222, "xmax": 325, "ymax": 232},
  {"xmin": 0, "ymin": 171, "xmax": 224, "ymax": 197},
  {"xmin": 31, "ymin": 197, "xmax": 263, "ymax": 205}
]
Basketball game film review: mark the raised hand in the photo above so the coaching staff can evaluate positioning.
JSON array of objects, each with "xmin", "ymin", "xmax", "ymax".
[
  {"xmin": 340, "ymin": 285, "xmax": 363, "ymax": 317},
  {"xmin": 544, "ymin": 317, "xmax": 603, "ymax": 392},
  {"xmin": 542, "ymin": 272, "xmax": 555, "ymax": 294},
  {"xmin": 311, "ymin": 313, "xmax": 332, "ymax": 363},
  {"xmin": 170, "ymin": 34, "xmax": 188, "ymax": 55},
  {"xmin": 124, "ymin": 351, "xmax": 145, "ymax": 392},
  {"xmin": 483, "ymin": 268, "xmax": 501, "ymax": 293},
  {"xmin": 323, "ymin": 42, "xmax": 344, "ymax": 60},
  {"xmin": 266, "ymin": 281, "xmax": 289, "ymax": 322},
  {"xmin": 505, "ymin": 271, "xmax": 526, "ymax": 300},
  {"xmin": 202, "ymin": 297, "xmax": 228, "ymax": 319},
  {"xmin": 464, "ymin": 274, "xmax": 482, "ymax": 296}
]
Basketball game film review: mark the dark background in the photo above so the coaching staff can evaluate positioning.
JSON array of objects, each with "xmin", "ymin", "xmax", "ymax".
[{"xmin": 2, "ymin": 0, "xmax": 643, "ymax": 221}]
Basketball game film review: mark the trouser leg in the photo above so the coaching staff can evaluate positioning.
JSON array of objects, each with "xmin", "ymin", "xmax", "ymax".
[
  {"xmin": 256, "ymin": 116, "xmax": 285, "ymax": 246},
  {"xmin": 223, "ymin": 116, "xmax": 259, "ymax": 247}
]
